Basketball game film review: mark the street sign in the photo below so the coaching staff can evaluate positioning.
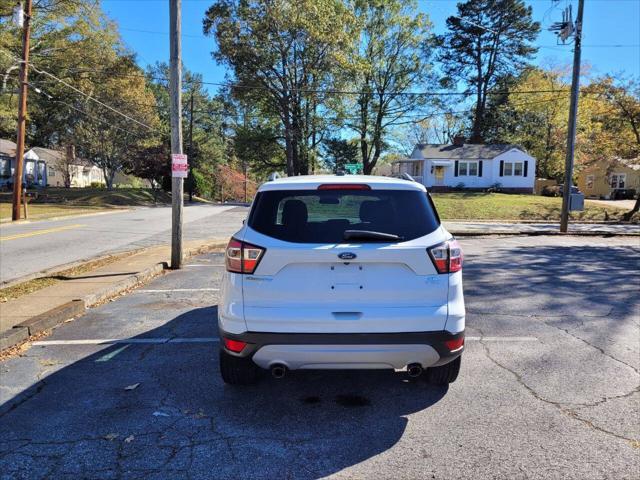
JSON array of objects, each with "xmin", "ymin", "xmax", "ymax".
[
  {"xmin": 171, "ymin": 153, "xmax": 188, "ymax": 178},
  {"xmin": 344, "ymin": 163, "xmax": 362, "ymax": 174}
]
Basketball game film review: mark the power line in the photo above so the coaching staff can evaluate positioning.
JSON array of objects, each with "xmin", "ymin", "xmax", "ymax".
[{"xmin": 0, "ymin": 48, "xmax": 156, "ymax": 131}]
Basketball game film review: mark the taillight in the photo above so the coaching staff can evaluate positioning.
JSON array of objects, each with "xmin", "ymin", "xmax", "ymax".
[
  {"xmin": 223, "ymin": 338, "xmax": 248, "ymax": 353},
  {"xmin": 225, "ymin": 238, "xmax": 265, "ymax": 274},
  {"xmin": 428, "ymin": 239, "xmax": 463, "ymax": 274},
  {"xmin": 444, "ymin": 336, "xmax": 464, "ymax": 352}
]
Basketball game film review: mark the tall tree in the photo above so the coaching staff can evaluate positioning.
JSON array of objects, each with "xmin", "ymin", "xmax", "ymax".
[
  {"xmin": 351, "ymin": 0, "xmax": 435, "ymax": 174},
  {"xmin": 204, "ymin": 0, "xmax": 356, "ymax": 176},
  {"xmin": 322, "ymin": 138, "xmax": 358, "ymax": 173},
  {"xmin": 438, "ymin": 0, "xmax": 540, "ymax": 143}
]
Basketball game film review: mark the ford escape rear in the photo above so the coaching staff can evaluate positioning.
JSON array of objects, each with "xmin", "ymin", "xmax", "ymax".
[{"xmin": 218, "ymin": 175, "xmax": 465, "ymax": 385}]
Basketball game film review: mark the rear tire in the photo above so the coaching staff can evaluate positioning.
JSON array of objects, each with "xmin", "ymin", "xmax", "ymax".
[
  {"xmin": 426, "ymin": 355, "xmax": 461, "ymax": 385},
  {"xmin": 219, "ymin": 350, "xmax": 260, "ymax": 385}
]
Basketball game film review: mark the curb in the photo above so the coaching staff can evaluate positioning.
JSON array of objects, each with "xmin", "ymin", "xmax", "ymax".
[
  {"xmin": 0, "ymin": 208, "xmax": 131, "ymax": 226},
  {"xmin": 0, "ymin": 241, "xmax": 226, "ymax": 354},
  {"xmin": 451, "ymin": 230, "xmax": 640, "ymax": 237},
  {"xmin": 16, "ymin": 300, "xmax": 85, "ymax": 336},
  {"xmin": 0, "ymin": 249, "xmax": 146, "ymax": 290}
]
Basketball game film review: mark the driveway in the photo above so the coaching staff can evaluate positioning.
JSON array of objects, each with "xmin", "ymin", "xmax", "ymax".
[
  {"xmin": 586, "ymin": 198, "xmax": 637, "ymax": 210},
  {"xmin": 0, "ymin": 235, "xmax": 638, "ymax": 479}
]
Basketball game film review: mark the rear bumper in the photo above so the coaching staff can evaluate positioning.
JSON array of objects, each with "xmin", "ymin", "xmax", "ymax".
[{"xmin": 219, "ymin": 330, "xmax": 464, "ymax": 370}]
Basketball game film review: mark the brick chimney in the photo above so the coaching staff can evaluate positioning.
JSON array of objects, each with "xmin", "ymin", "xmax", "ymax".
[{"xmin": 452, "ymin": 135, "xmax": 465, "ymax": 146}]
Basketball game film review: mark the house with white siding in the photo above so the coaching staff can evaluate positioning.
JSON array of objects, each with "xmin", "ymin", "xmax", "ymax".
[{"xmin": 393, "ymin": 137, "xmax": 536, "ymax": 193}]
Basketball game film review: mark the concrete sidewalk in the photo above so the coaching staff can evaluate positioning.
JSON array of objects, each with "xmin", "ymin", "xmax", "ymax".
[
  {"xmin": 0, "ymin": 238, "xmax": 227, "ymax": 351},
  {"xmin": 444, "ymin": 221, "xmax": 640, "ymax": 235}
]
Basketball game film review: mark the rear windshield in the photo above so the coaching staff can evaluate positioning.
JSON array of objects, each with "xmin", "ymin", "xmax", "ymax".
[{"xmin": 248, "ymin": 189, "xmax": 440, "ymax": 243}]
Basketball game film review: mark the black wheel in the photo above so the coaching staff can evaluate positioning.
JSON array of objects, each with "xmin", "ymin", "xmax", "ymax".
[
  {"xmin": 426, "ymin": 355, "xmax": 461, "ymax": 385},
  {"xmin": 219, "ymin": 349, "xmax": 260, "ymax": 385}
]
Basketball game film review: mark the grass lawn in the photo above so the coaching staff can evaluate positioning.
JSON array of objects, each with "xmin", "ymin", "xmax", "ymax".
[
  {"xmin": 431, "ymin": 192, "xmax": 634, "ymax": 221},
  {"xmin": 0, "ymin": 203, "xmax": 112, "ymax": 222},
  {"xmin": 0, "ymin": 188, "xmax": 172, "ymax": 222}
]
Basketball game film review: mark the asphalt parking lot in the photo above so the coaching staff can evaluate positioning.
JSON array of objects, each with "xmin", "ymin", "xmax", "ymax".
[{"xmin": 0, "ymin": 235, "xmax": 638, "ymax": 479}]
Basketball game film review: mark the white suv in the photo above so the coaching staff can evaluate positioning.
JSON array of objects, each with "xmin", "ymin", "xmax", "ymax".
[{"xmin": 218, "ymin": 175, "xmax": 464, "ymax": 385}]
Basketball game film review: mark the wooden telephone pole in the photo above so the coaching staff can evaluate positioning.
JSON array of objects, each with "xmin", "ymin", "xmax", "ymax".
[
  {"xmin": 11, "ymin": 0, "xmax": 32, "ymax": 221},
  {"xmin": 559, "ymin": 0, "xmax": 585, "ymax": 233},
  {"xmin": 169, "ymin": 0, "xmax": 184, "ymax": 268}
]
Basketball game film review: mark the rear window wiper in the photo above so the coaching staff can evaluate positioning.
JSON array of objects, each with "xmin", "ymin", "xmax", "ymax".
[{"xmin": 343, "ymin": 230, "xmax": 403, "ymax": 242}]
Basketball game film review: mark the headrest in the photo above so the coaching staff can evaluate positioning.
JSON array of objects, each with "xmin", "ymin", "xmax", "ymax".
[{"xmin": 282, "ymin": 199, "xmax": 308, "ymax": 225}]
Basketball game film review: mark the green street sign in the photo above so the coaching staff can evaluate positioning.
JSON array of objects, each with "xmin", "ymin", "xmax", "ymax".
[{"xmin": 344, "ymin": 163, "xmax": 362, "ymax": 174}]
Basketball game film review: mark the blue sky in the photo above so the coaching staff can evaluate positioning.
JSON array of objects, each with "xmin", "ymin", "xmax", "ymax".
[{"xmin": 101, "ymin": 0, "xmax": 640, "ymax": 93}]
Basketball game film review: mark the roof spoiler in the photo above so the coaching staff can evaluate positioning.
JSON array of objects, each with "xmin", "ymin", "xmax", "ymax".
[
  {"xmin": 267, "ymin": 172, "xmax": 280, "ymax": 182},
  {"xmin": 401, "ymin": 172, "xmax": 416, "ymax": 182}
]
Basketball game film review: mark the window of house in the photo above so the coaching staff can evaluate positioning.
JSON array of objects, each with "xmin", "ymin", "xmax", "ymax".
[
  {"xmin": 504, "ymin": 163, "xmax": 513, "ymax": 176},
  {"xmin": 0, "ymin": 157, "xmax": 10, "ymax": 179},
  {"xmin": 48, "ymin": 166, "xmax": 55, "ymax": 177},
  {"xmin": 610, "ymin": 173, "xmax": 626, "ymax": 189},
  {"xmin": 503, "ymin": 162, "xmax": 524, "ymax": 177},
  {"xmin": 586, "ymin": 175, "xmax": 594, "ymax": 189},
  {"xmin": 459, "ymin": 161, "xmax": 478, "ymax": 176}
]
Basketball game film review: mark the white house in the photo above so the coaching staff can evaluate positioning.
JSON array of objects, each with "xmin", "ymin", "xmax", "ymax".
[
  {"xmin": 394, "ymin": 138, "xmax": 536, "ymax": 193},
  {"xmin": 32, "ymin": 147, "xmax": 105, "ymax": 187},
  {"xmin": 0, "ymin": 139, "xmax": 106, "ymax": 188}
]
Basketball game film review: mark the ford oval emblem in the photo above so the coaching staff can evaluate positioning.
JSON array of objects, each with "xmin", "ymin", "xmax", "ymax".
[{"xmin": 338, "ymin": 252, "xmax": 357, "ymax": 260}]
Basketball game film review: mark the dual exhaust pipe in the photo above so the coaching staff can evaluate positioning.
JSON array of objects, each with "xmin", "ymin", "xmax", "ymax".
[
  {"xmin": 407, "ymin": 363, "xmax": 423, "ymax": 378},
  {"xmin": 270, "ymin": 363, "xmax": 423, "ymax": 378},
  {"xmin": 270, "ymin": 364, "xmax": 287, "ymax": 379}
]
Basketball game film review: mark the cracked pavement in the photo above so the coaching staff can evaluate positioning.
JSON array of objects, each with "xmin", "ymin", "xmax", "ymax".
[{"xmin": 0, "ymin": 235, "xmax": 638, "ymax": 479}]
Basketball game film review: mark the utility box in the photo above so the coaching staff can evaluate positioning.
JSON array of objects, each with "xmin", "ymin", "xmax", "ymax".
[{"xmin": 570, "ymin": 192, "xmax": 584, "ymax": 211}]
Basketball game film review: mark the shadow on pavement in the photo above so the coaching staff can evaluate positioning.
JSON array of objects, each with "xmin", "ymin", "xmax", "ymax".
[{"xmin": 0, "ymin": 306, "xmax": 447, "ymax": 479}]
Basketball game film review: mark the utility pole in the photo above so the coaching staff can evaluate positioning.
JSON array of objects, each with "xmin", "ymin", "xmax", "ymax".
[
  {"xmin": 12, "ymin": 0, "xmax": 32, "ymax": 221},
  {"xmin": 169, "ymin": 0, "xmax": 184, "ymax": 268},
  {"xmin": 188, "ymin": 91, "xmax": 194, "ymax": 202},
  {"xmin": 559, "ymin": 0, "xmax": 584, "ymax": 233}
]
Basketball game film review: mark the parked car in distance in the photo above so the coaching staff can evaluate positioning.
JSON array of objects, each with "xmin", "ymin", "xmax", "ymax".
[
  {"xmin": 610, "ymin": 188, "xmax": 637, "ymax": 200},
  {"xmin": 218, "ymin": 175, "xmax": 465, "ymax": 385}
]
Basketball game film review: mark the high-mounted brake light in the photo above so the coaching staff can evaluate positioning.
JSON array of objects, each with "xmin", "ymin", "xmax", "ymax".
[
  {"xmin": 225, "ymin": 238, "xmax": 265, "ymax": 274},
  {"xmin": 428, "ymin": 239, "xmax": 463, "ymax": 274},
  {"xmin": 317, "ymin": 184, "xmax": 371, "ymax": 190}
]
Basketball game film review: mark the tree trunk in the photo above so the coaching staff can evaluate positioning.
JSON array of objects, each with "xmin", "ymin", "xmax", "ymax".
[
  {"xmin": 105, "ymin": 168, "xmax": 115, "ymax": 191},
  {"xmin": 622, "ymin": 196, "xmax": 640, "ymax": 221}
]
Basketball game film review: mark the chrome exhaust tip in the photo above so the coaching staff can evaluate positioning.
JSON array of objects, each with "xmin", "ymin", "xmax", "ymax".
[
  {"xmin": 271, "ymin": 364, "xmax": 287, "ymax": 379},
  {"xmin": 407, "ymin": 363, "xmax": 423, "ymax": 378}
]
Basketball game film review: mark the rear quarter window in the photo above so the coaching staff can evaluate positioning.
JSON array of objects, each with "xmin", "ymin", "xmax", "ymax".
[{"xmin": 248, "ymin": 189, "xmax": 440, "ymax": 243}]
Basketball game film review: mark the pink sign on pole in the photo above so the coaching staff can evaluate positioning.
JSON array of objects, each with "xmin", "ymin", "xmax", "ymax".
[{"xmin": 171, "ymin": 153, "xmax": 188, "ymax": 178}]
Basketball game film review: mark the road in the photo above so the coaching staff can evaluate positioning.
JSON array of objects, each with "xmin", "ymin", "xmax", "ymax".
[
  {"xmin": 0, "ymin": 205, "xmax": 246, "ymax": 284},
  {"xmin": 0, "ymin": 235, "xmax": 638, "ymax": 479}
]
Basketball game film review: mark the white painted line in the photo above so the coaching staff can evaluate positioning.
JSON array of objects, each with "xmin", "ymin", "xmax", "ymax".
[
  {"xmin": 33, "ymin": 338, "xmax": 173, "ymax": 346},
  {"xmin": 466, "ymin": 336, "xmax": 538, "ymax": 342},
  {"xmin": 168, "ymin": 337, "xmax": 219, "ymax": 343},
  {"xmin": 136, "ymin": 288, "xmax": 220, "ymax": 293},
  {"xmin": 32, "ymin": 336, "xmax": 536, "ymax": 346},
  {"xmin": 95, "ymin": 344, "xmax": 130, "ymax": 362},
  {"xmin": 185, "ymin": 264, "xmax": 225, "ymax": 268}
]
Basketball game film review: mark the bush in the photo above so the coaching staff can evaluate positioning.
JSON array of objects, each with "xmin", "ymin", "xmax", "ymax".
[
  {"xmin": 486, "ymin": 182, "xmax": 503, "ymax": 193},
  {"xmin": 454, "ymin": 182, "xmax": 465, "ymax": 190},
  {"xmin": 89, "ymin": 182, "xmax": 105, "ymax": 189},
  {"xmin": 541, "ymin": 185, "xmax": 561, "ymax": 197}
]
